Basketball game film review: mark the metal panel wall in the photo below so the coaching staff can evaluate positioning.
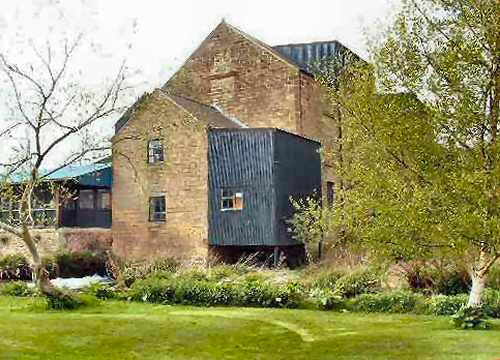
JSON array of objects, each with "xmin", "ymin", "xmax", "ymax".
[
  {"xmin": 208, "ymin": 128, "xmax": 322, "ymax": 248},
  {"xmin": 208, "ymin": 129, "xmax": 276, "ymax": 246},
  {"xmin": 274, "ymin": 130, "xmax": 322, "ymax": 245}
]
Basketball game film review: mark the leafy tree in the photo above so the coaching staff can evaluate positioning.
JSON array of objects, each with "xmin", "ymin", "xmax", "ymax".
[{"xmin": 327, "ymin": 0, "xmax": 500, "ymax": 308}]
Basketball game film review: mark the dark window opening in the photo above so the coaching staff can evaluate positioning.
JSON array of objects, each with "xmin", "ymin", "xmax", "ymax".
[
  {"xmin": 148, "ymin": 139, "xmax": 164, "ymax": 164},
  {"xmin": 79, "ymin": 190, "xmax": 95, "ymax": 210},
  {"xmin": 327, "ymin": 181, "xmax": 336, "ymax": 206},
  {"xmin": 97, "ymin": 190, "xmax": 111, "ymax": 210},
  {"xmin": 149, "ymin": 196, "xmax": 166, "ymax": 222},
  {"xmin": 221, "ymin": 189, "xmax": 244, "ymax": 211}
]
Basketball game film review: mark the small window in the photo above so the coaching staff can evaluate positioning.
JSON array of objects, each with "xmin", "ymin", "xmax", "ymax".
[
  {"xmin": 149, "ymin": 196, "xmax": 166, "ymax": 222},
  {"xmin": 221, "ymin": 189, "xmax": 244, "ymax": 211},
  {"xmin": 148, "ymin": 139, "xmax": 164, "ymax": 164},
  {"xmin": 326, "ymin": 181, "xmax": 336, "ymax": 206},
  {"xmin": 97, "ymin": 190, "xmax": 111, "ymax": 210},
  {"xmin": 79, "ymin": 190, "xmax": 95, "ymax": 210}
]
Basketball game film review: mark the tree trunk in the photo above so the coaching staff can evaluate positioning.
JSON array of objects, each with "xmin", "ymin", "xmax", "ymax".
[
  {"xmin": 21, "ymin": 222, "xmax": 56, "ymax": 296},
  {"xmin": 467, "ymin": 270, "xmax": 487, "ymax": 308}
]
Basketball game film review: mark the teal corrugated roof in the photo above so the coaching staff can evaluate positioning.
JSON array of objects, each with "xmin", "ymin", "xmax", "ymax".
[
  {"xmin": 45, "ymin": 163, "xmax": 110, "ymax": 180},
  {"xmin": 4, "ymin": 163, "xmax": 112, "ymax": 187}
]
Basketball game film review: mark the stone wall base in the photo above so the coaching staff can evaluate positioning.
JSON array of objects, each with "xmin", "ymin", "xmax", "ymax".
[{"xmin": 0, "ymin": 228, "xmax": 112, "ymax": 261}]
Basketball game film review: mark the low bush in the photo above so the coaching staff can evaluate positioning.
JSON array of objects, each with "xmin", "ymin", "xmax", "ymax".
[
  {"xmin": 0, "ymin": 254, "xmax": 32, "ymax": 281},
  {"xmin": 398, "ymin": 261, "xmax": 470, "ymax": 295},
  {"xmin": 84, "ymin": 282, "xmax": 122, "ymax": 300},
  {"xmin": 0, "ymin": 281, "xmax": 36, "ymax": 297},
  {"xmin": 45, "ymin": 289, "xmax": 96, "ymax": 310},
  {"xmin": 308, "ymin": 288, "xmax": 344, "ymax": 310},
  {"xmin": 129, "ymin": 272, "xmax": 304, "ymax": 308},
  {"xmin": 335, "ymin": 268, "xmax": 382, "ymax": 298},
  {"xmin": 482, "ymin": 289, "xmax": 500, "ymax": 318},
  {"xmin": 346, "ymin": 290, "xmax": 425, "ymax": 314},
  {"xmin": 55, "ymin": 251, "xmax": 107, "ymax": 278},
  {"xmin": 487, "ymin": 266, "xmax": 500, "ymax": 290},
  {"xmin": 451, "ymin": 306, "xmax": 491, "ymax": 330},
  {"xmin": 118, "ymin": 257, "xmax": 179, "ymax": 287},
  {"xmin": 425, "ymin": 294, "xmax": 467, "ymax": 316}
]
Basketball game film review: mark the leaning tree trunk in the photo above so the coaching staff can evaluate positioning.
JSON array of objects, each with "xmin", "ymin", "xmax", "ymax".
[{"xmin": 20, "ymin": 223, "xmax": 57, "ymax": 296}]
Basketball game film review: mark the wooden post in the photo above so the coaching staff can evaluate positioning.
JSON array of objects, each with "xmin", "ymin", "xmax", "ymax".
[{"xmin": 273, "ymin": 246, "xmax": 279, "ymax": 267}]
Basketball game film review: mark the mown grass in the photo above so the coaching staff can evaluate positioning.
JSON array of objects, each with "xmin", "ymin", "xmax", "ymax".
[{"xmin": 0, "ymin": 296, "xmax": 499, "ymax": 360}]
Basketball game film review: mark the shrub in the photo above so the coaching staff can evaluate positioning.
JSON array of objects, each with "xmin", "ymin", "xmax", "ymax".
[
  {"xmin": 487, "ymin": 266, "xmax": 500, "ymax": 290},
  {"xmin": 129, "ymin": 273, "xmax": 305, "ymax": 308},
  {"xmin": 398, "ymin": 261, "xmax": 470, "ymax": 295},
  {"xmin": 305, "ymin": 269, "xmax": 347, "ymax": 290},
  {"xmin": 451, "ymin": 306, "xmax": 491, "ymax": 330},
  {"xmin": 0, "ymin": 254, "xmax": 32, "ymax": 281},
  {"xmin": 45, "ymin": 289, "xmax": 96, "ymax": 310},
  {"xmin": 55, "ymin": 251, "xmax": 107, "ymax": 278},
  {"xmin": 309, "ymin": 288, "xmax": 344, "ymax": 310},
  {"xmin": 346, "ymin": 291, "xmax": 425, "ymax": 314},
  {"xmin": 118, "ymin": 257, "xmax": 179, "ymax": 287},
  {"xmin": 425, "ymin": 294, "xmax": 467, "ymax": 316},
  {"xmin": 335, "ymin": 268, "xmax": 382, "ymax": 298},
  {"xmin": 85, "ymin": 282, "xmax": 119, "ymax": 300},
  {"xmin": 1, "ymin": 281, "xmax": 36, "ymax": 297},
  {"xmin": 482, "ymin": 289, "xmax": 500, "ymax": 318}
]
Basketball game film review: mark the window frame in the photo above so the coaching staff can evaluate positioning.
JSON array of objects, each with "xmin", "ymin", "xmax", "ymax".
[
  {"xmin": 149, "ymin": 196, "xmax": 167, "ymax": 222},
  {"xmin": 148, "ymin": 139, "xmax": 165, "ymax": 164},
  {"xmin": 220, "ymin": 189, "xmax": 244, "ymax": 212}
]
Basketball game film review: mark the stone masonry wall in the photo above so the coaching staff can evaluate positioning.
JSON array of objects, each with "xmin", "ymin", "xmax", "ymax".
[
  {"xmin": 165, "ymin": 22, "xmax": 301, "ymax": 133},
  {"xmin": 0, "ymin": 228, "xmax": 112, "ymax": 261},
  {"xmin": 112, "ymin": 90, "xmax": 209, "ymax": 262}
]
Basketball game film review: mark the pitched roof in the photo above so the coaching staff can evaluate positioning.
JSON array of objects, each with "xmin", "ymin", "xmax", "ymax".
[
  {"xmin": 167, "ymin": 93, "xmax": 245, "ymax": 129},
  {"xmin": 114, "ymin": 90, "xmax": 246, "ymax": 134}
]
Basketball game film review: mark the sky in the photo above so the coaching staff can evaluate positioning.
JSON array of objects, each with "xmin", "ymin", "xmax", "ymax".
[{"xmin": 0, "ymin": 0, "xmax": 402, "ymax": 167}]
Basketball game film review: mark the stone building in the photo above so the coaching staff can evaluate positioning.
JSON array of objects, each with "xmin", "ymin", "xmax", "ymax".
[{"xmin": 112, "ymin": 21, "xmax": 359, "ymax": 264}]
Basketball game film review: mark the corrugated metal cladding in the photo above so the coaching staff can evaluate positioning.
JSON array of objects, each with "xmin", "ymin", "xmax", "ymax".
[
  {"xmin": 208, "ymin": 128, "xmax": 321, "ymax": 247},
  {"xmin": 273, "ymin": 41, "xmax": 344, "ymax": 74}
]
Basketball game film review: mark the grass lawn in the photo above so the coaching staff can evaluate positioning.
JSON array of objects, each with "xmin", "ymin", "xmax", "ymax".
[{"xmin": 0, "ymin": 296, "xmax": 499, "ymax": 360}]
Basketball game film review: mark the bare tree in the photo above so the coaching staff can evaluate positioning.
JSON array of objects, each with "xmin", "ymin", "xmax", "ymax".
[{"xmin": 0, "ymin": 33, "xmax": 132, "ymax": 295}]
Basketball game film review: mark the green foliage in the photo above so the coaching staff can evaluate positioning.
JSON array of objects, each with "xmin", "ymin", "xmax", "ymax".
[
  {"xmin": 335, "ymin": 268, "xmax": 382, "ymax": 298},
  {"xmin": 451, "ymin": 306, "xmax": 491, "ymax": 330},
  {"xmin": 487, "ymin": 266, "xmax": 500, "ymax": 290},
  {"xmin": 309, "ymin": 288, "xmax": 344, "ymax": 310},
  {"xmin": 118, "ymin": 257, "xmax": 179, "ymax": 287},
  {"xmin": 482, "ymin": 289, "xmax": 500, "ymax": 318},
  {"xmin": 84, "ymin": 282, "xmax": 120, "ymax": 300},
  {"xmin": 129, "ymin": 272, "xmax": 304, "ymax": 309},
  {"xmin": 45, "ymin": 289, "xmax": 96, "ymax": 310},
  {"xmin": 55, "ymin": 251, "xmax": 107, "ymax": 278},
  {"xmin": 0, "ymin": 281, "xmax": 36, "ymax": 297},
  {"xmin": 322, "ymin": 0, "xmax": 500, "ymax": 307},
  {"xmin": 346, "ymin": 291, "xmax": 425, "ymax": 314},
  {"xmin": 287, "ymin": 195, "xmax": 334, "ymax": 259},
  {"xmin": 399, "ymin": 261, "xmax": 470, "ymax": 295},
  {"xmin": 0, "ymin": 254, "xmax": 32, "ymax": 280},
  {"xmin": 425, "ymin": 294, "xmax": 467, "ymax": 316}
]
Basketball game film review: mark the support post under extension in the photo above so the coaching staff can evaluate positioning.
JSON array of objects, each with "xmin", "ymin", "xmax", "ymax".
[{"xmin": 273, "ymin": 246, "xmax": 279, "ymax": 267}]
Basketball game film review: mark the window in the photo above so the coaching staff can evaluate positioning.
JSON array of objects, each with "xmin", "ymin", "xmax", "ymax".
[
  {"xmin": 97, "ymin": 190, "xmax": 111, "ymax": 210},
  {"xmin": 148, "ymin": 139, "xmax": 164, "ymax": 164},
  {"xmin": 326, "ymin": 181, "xmax": 336, "ymax": 207},
  {"xmin": 221, "ymin": 189, "xmax": 244, "ymax": 211},
  {"xmin": 79, "ymin": 190, "xmax": 95, "ymax": 210},
  {"xmin": 149, "ymin": 196, "xmax": 166, "ymax": 222}
]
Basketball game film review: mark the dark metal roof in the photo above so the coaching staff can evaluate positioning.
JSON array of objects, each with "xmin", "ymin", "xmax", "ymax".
[{"xmin": 273, "ymin": 41, "xmax": 357, "ymax": 75}]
